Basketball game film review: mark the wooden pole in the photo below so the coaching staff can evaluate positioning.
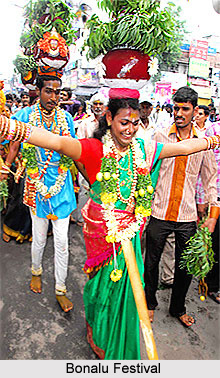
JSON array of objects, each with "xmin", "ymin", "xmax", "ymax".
[{"xmin": 121, "ymin": 239, "xmax": 158, "ymax": 360}]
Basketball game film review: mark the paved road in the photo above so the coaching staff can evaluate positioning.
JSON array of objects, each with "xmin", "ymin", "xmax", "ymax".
[{"xmin": 0, "ymin": 220, "xmax": 219, "ymax": 361}]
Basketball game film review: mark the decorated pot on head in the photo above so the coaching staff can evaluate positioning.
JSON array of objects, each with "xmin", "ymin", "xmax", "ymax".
[
  {"xmin": 102, "ymin": 48, "xmax": 158, "ymax": 91},
  {"xmin": 84, "ymin": 0, "xmax": 177, "ymax": 97}
]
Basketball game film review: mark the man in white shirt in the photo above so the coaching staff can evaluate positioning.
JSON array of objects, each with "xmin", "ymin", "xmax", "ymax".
[
  {"xmin": 74, "ymin": 93, "xmax": 107, "ymax": 225},
  {"xmin": 136, "ymin": 100, "xmax": 157, "ymax": 143},
  {"xmin": 77, "ymin": 93, "xmax": 106, "ymax": 138}
]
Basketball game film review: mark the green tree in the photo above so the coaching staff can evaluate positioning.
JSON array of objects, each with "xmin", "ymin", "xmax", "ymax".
[{"xmin": 159, "ymin": 2, "xmax": 188, "ymax": 71}]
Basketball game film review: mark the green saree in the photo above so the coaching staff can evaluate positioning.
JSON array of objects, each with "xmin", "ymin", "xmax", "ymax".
[{"xmin": 82, "ymin": 139, "xmax": 163, "ymax": 359}]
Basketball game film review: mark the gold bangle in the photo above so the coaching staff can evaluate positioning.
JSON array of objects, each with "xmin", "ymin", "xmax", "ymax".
[{"xmin": 209, "ymin": 206, "xmax": 220, "ymax": 219}]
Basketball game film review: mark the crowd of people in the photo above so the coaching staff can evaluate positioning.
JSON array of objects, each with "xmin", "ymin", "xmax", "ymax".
[{"xmin": 0, "ymin": 80, "xmax": 220, "ymax": 359}]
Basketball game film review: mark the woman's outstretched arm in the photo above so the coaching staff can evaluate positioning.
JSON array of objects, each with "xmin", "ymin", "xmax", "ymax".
[
  {"xmin": 29, "ymin": 126, "xmax": 82, "ymax": 160},
  {"xmin": 0, "ymin": 115, "xmax": 82, "ymax": 160},
  {"xmin": 159, "ymin": 137, "xmax": 208, "ymax": 159}
]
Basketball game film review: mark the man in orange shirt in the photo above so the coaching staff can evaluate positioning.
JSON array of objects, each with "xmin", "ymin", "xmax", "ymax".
[{"xmin": 144, "ymin": 86, "xmax": 219, "ymax": 327}]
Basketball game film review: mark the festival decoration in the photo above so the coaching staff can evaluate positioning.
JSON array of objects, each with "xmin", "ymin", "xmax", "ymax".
[
  {"xmin": 13, "ymin": 0, "xmax": 77, "ymax": 88},
  {"xmin": 85, "ymin": 0, "xmax": 175, "ymax": 59},
  {"xmin": 98, "ymin": 130, "xmax": 153, "ymax": 245},
  {"xmin": 84, "ymin": 0, "xmax": 176, "ymax": 88}
]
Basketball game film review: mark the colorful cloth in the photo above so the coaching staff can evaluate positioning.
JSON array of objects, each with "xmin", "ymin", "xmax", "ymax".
[
  {"xmin": 78, "ymin": 137, "xmax": 163, "ymax": 359},
  {"xmin": 153, "ymin": 124, "xmax": 219, "ymax": 222},
  {"xmin": 11, "ymin": 106, "xmax": 77, "ymax": 219},
  {"xmin": 206, "ymin": 123, "xmax": 220, "ymax": 198},
  {"xmin": 196, "ymin": 122, "xmax": 220, "ymax": 203}
]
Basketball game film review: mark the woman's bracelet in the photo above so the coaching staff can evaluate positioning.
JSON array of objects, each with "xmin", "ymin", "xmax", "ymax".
[
  {"xmin": 204, "ymin": 135, "xmax": 220, "ymax": 150},
  {"xmin": 0, "ymin": 115, "xmax": 33, "ymax": 143},
  {"xmin": 209, "ymin": 206, "xmax": 220, "ymax": 219}
]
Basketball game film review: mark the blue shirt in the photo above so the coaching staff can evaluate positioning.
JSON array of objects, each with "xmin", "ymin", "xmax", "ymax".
[{"xmin": 12, "ymin": 105, "xmax": 77, "ymax": 219}]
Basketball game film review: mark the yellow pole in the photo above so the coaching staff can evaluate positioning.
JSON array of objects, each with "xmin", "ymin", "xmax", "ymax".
[{"xmin": 121, "ymin": 239, "xmax": 158, "ymax": 360}]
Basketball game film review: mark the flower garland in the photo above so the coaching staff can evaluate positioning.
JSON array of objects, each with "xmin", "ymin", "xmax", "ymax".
[
  {"xmin": 96, "ymin": 130, "xmax": 154, "ymax": 244},
  {"xmin": 22, "ymin": 101, "xmax": 72, "ymax": 217},
  {"xmin": 96, "ymin": 130, "xmax": 154, "ymax": 281}
]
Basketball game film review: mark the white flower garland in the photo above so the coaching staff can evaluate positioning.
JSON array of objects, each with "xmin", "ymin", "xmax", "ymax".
[
  {"xmin": 101, "ymin": 131, "xmax": 149, "ymax": 243},
  {"xmin": 27, "ymin": 104, "xmax": 70, "ymax": 198},
  {"xmin": 148, "ymin": 57, "xmax": 159, "ymax": 76}
]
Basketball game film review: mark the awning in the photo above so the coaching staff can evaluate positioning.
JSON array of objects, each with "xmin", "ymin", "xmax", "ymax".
[{"xmin": 73, "ymin": 86, "xmax": 100, "ymax": 97}]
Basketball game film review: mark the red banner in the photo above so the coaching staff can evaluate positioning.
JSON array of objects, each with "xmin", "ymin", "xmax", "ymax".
[{"xmin": 189, "ymin": 40, "xmax": 209, "ymax": 60}]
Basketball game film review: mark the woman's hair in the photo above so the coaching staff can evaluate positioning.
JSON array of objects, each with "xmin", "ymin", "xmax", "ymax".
[{"xmin": 93, "ymin": 97, "xmax": 139, "ymax": 140}]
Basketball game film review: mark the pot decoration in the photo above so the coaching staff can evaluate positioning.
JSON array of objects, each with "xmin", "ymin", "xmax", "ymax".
[
  {"xmin": 21, "ymin": 69, "xmax": 38, "ymax": 91},
  {"xmin": 13, "ymin": 0, "xmax": 76, "ymax": 89},
  {"xmin": 102, "ymin": 49, "xmax": 152, "ymax": 90},
  {"xmin": 85, "ymin": 0, "xmax": 175, "ymax": 91},
  {"xmin": 33, "ymin": 27, "xmax": 70, "ymax": 71}
]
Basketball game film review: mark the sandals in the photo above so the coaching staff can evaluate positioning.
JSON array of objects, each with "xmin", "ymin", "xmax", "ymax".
[
  {"xmin": 177, "ymin": 313, "xmax": 195, "ymax": 328},
  {"xmin": 70, "ymin": 216, "xmax": 77, "ymax": 224},
  {"xmin": 208, "ymin": 291, "xmax": 220, "ymax": 304},
  {"xmin": 2, "ymin": 232, "xmax": 11, "ymax": 243},
  {"xmin": 170, "ymin": 311, "xmax": 195, "ymax": 328}
]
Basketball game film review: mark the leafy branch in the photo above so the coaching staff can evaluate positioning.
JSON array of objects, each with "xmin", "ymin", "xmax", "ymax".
[
  {"xmin": 179, "ymin": 220, "xmax": 215, "ymax": 280},
  {"xmin": 84, "ymin": 0, "xmax": 176, "ymax": 59},
  {"xmin": 20, "ymin": 0, "xmax": 77, "ymax": 50}
]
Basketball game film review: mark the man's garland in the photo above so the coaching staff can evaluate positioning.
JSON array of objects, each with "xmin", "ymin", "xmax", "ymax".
[
  {"xmin": 179, "ymin": 220, "xmax": 215, "ymax": 280},
  {"xmin": 22, "ymin": 102, "xmax": 72, "ymax": 216}
]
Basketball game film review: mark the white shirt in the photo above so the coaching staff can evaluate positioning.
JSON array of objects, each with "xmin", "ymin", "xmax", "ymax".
[{"xmin": 76, "ymin": 113, "xmax": 99, "ymax": 139}]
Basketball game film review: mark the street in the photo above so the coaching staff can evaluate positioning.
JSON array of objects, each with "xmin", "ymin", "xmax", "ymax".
[{"xmin": 0, "ymin": 219, "xmax": 219, "ymax": 361}]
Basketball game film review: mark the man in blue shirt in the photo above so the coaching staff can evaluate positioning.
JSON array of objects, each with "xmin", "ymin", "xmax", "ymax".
[{"xmin": 12, "ymin": 74, "xmax": 77, "ymax": 313}]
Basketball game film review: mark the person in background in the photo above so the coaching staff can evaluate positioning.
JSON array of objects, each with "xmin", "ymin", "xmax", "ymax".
[
  {"xmin": 11, "ymin": 74, "xmax": 77, "ymax": 313},
  {"xmin": 20, "ymin": 92, "xmax": 30, "ymax": 108},
  {"xmin": 59, "ymin": 87, "xmax": 80, "ymax": 117},
  {"xmin": 209, "ymin": 107, "xmax": 219, "ymax": 123},
  {"xmin": 165, "ymin": 104, "xmax": 173, "ymax": 120},
  {"xmin": 1, "ymin": 87, "xmax": 220, "ymax": 358},
  {"xmin": 2, "ymin": 103, "xmax": 12, "ymax": 118},
  {"xmin": 197, "ymin": 122, "xmax": 220, "ymax": 304},
  {"xmin": 136, "ymin": 100, "xmax": 156, "ymax": 143},
  {"xmin": 195, "ymin": 105, "xmax": 210, "ymax": 134},
  {"xmin": 72, "ymin": 93, "xmax": 107, "ymax": 226},
  {"xmin": 5, "ymin": 93, "xmax": 14, "ymax": 109},
  {"xmin": 73, "ymin": 99, "xmax": 88, "ymax": 133},
  {"xmin": 77, "ymin": 93, "xmax": 107, "ymax": 139},
  {"xmin": 12, "ymin": 96, "xmax": 22, "ymax": 113},
  {"xmin": 144, "ymin": 86, "xmax": 219, "ymax": 327},
  {"xmin": 152, "ymin": 103, "xmax": 162, "ymax": 124}
]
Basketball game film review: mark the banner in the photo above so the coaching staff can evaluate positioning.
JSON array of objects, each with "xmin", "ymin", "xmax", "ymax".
[
  {"xmin": 189, "ymin": 40, "xmax": 209, "ymax": 60},
  {"xmin": 155, "ymin": 82, "xmax": 172, "ymax": 97},
  {"xmin": 188, "ymin": 58, "xmax": 210, "ymax": 79}
]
